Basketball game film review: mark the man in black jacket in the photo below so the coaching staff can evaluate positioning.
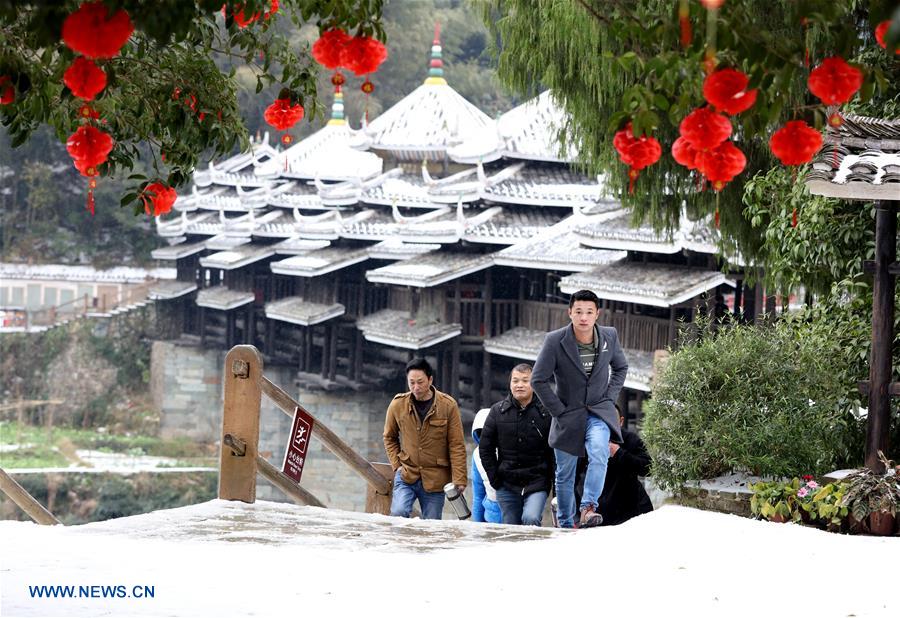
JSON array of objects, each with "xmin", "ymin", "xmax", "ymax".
[
  {"xmin": 479, "ymin": 364, "xmax": 555, "ymax": 526},
  {"xmin": 575, "ymin": 406, "xmax": 653, "ymax": 526}
]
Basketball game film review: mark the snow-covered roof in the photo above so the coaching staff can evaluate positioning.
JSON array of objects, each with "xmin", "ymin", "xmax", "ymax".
[
  {"xmin": 204, "ymin": 234, "xmax": 252, "ymax": 250},
  {"xmin": 366, "ymin": 251, "xmax": 493, "ymax": 288},
  {"xmin": 448, "ymin": 90, "xmax": 577, "ymax": 164},
  {"xmin": 356, "ymin": 308, "xmax": 462, "ymax": 350},
  {"xmin": 340, "ymin": 205, "xmax": 464, "ymax": 244},
  {"xmin": 806, "ymin": 114, "xmax": 900, "ymax": 201},
  {"xmin": 150, "ymin": 240, "xmax": 208, "ymax": 261},
  {"xmin": 493, "ymin": 224, "xmax": 626, "ymax": 272},
  {"xmin": 192, "ymin": 133, "xmax": 280, "ymax": 188},
  {"xmin": 255, "ymin": 90, "xmax": 383, "ymax": 182},
  {"xmin": 352, "ymin": 81, "xmax": 492, "ymax": 162},
  {"xmin": 195, "ymin": 286, "xmax": 255, "ymax": 310},
  {"xmin": 199, "ymin": 246, "xmax": 275, "ymax": 271},
  {"xmin": 366, "ymin": 240, "xmax": 441, "ymax": 260},
  {"xmin": 480, "ymin": 163, "xmax": 616, "ymax": 209},
  {"xmin": 573, "ymin": 211, "xmax": 680, "ymax": 254},
  {"xmin": 0, "ymin": 263, "xmax": 175, "ymax": 283},
  {"xmin": 148, "ymin": 280, "xmax": 198, "ymax": 300},
  {"xmin": 463, "ymin": 206, "xmax": 567, "ymax": 245},
  {"xmin": 265, "ymin": 297, "xmax": 345, "ymax": 326},
  {"xmin": 269, "ymin": 247, "xmax": 369, "ymax": 278},
  {"xmin": 558, "ymin": 262, "xmax": 733, "ymax": 307},
  {"xmin": 272, "ymin": 238, "xmax": 332, "ymax": 255}
]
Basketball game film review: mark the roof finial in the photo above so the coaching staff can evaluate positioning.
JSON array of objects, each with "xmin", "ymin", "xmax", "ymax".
[
  {"xmin": 327, "ymin": 84, "xmax": 346, "ymax": 126},
  {"xmin": 424, "ymin": 21, "xmax": 447, "ymax": 86}
]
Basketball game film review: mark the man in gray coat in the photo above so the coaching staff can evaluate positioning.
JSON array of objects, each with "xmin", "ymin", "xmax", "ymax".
[{"xmin": 531, "ymin": 289, "xmax": 628, "ymax": 528}]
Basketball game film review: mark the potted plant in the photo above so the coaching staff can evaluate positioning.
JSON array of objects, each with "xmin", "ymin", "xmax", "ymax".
[
  {"xmin": 801, "ymin": 480, "xmax": 849, "ymax": 532},
  {"xmin": 840, "ymin": 452, "xmax": 900, "ymax": 536},
  {"xmin": 749, "ymin": 478, "xmax": 801, "ymax": 523}
]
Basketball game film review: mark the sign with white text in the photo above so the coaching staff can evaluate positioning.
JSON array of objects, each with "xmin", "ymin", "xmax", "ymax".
[{"xmin": 282, "ymin": 406, "xmax": 315, "ymax": 483}]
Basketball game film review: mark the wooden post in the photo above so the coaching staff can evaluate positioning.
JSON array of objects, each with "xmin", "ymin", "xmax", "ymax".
[
  {"xmin": 866, "ymin": 201, "xmax": 896, "ymax": 473},
  {"xmin": 450, "ymin": 337, "xmax": 460, "ymax": 397},
  {"xmin": 218, "ymin": 346, "xmax": 263, "ymax": 503},
  {"xmin": 0, "ymin": 468, "xmax": 60, "ymax": 525},
  {"xmin": 364, "ymin": 462, "xmax": 394, "ymax": 515},
  {"xmin": 328, "ymin": 322, "xmax": 338, "ymax": 381},
  {"xmin": 482, "ymin": 350, "xmax": 492, "ymax": 405},
  {"xmin": 483, "ymin": 269, "xmax": 493, "ymax": 338}
]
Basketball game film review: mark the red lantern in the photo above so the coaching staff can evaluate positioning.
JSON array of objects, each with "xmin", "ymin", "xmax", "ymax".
[
  {"xmin": 807, "ymin": 57, "xmax": 863, "ymax": 106},
  {"xmin": 700, "ymin": 0, "xmax": 724, "ymax": 8},
  {"xmin": 695, "ymin": 140, "xmax": 746, "ymax": 190},
  {"xmin": 66, "ymin": 124, "xmax": 114, "ymax": 170},
  {"xmin": 769, "ymin": 120, "xmax": 823, "ymax": 166},
  {"xmin": 264, "ymin": 98, "xmax": 304, "ymax": 131},
  {"xmin": 341, "ymin": 36, "xmax": 388, "ymax": 77},
  {"xmin": 66, "ymin": 124, "xmax": 113, "ymax": 216},
  {"xmin": 875, "ymin": 21, "xmax": 899, "ymax": 55},
  {"xmin": 312, "ymin": 29, "xmax": 350, "ymax": 70},
  {"xmin": 703, "ymin": 68, "xmax": 757, "ymax": 116},
  {"xmin": 361, "ymin": 79, "xmax": 375, "ymax": 94},
  {"xmin": 671, "ymin": 136, "xmax": 698, "ymax": 170},
  {"xmin": 142, "ymin": 182, "xmax": 178, "ymax": 217},
  {"xmin": 264, "ymin": 0, "xmax": 279, "ymax": 19},
  {"xmin": 679, "ymin": 107, "xmax": 732, "ymax": 151},
  {"xmin": 614, "ymin": 124, "xmax": 661, "ymax": 192},
  {"xmin": 63, "ymin": 57, "xmax": 107, "ymax": 101},
  {"xmin": 62, "ymin": 1, "xmax": 134, "ymax": 59},
  {"xmin": 0, "ymin": 76, "xmax": 13, "ymax": 105}
]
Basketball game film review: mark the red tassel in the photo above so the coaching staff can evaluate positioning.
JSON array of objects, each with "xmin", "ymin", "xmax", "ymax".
[
  {"xmin": 679, "ymin": 0, "xmax": 691, "ymax": 48},
  {"xmin": 714, "ymin": 206, "xmax": 720, "ymax": 229},
  {"xmin": 791, "ymin": 207, "xmax": 798, "ymax": 228},
  {"xmin": 628, "ymin": 168, "xmax": 638, "ymax": 194},
  {"xmin": 86, "ymin": 177, "xmax": 97, "ymax": 216}
]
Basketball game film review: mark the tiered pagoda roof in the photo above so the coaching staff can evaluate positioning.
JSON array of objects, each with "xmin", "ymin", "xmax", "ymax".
[{"xmin": 350, "ymin": 27, "xmax": 493, "ymax": 162}]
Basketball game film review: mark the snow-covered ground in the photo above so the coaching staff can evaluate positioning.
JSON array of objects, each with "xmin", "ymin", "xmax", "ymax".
[{"xmin": 1, "ymin": 500, "xmax": 896, "ymax": 617}]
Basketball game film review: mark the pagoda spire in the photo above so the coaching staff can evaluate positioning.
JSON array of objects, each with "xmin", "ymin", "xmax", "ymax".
[
  {"xmin": 327, "ymin": 84, "xmax": 346, "ymax": 126},
  {"xmin": 424, "ymin": 22, "xmax": 447, "ymax": 86}
]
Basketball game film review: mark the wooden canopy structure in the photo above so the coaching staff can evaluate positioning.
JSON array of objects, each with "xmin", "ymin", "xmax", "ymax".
[{"xmin": 806, "ymin": 114, "xmax": 900, "ymax": 472}]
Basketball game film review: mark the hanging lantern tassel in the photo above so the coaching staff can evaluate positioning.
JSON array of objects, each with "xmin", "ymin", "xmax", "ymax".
[
  {"xmin": 679, "ymin": 0, "xmax": 691, "ymax": 49},
  {"xmin": 714, "ymin": 202, "xmax": 720, "ymax": 229},
  {"xmin": 86, "ymin": 175, "xmax": 97, "ymax": 216},
  {"xmin": 791, "ymin": 207, "xmax": 798, "ymax": 228},
  {"xmin": 361, "ymin": 77, "xmax": 375, "ymax": 123}
]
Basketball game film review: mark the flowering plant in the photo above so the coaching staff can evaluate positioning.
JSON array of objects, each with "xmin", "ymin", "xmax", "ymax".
[{"xmin": 749, "ymin": 478, "xmax": 801, "ymax": 523}]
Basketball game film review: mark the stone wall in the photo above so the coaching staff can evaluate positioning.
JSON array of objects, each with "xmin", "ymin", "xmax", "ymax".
[{"xmin": 150, "ymin": 341, "xmax": 394, "ymax": 512}]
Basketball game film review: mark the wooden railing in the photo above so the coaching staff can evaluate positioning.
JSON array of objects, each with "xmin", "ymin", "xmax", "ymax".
[
  {"xmin": 218, "ymin": 345, "xmax": 393, "ymax": 513},
  {"xmin": 0, "ymin": 467, "xmax": 60, "ymax": 525}
]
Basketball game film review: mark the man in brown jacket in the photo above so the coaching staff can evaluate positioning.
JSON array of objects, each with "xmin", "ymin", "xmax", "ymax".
[{"xmin": 383, "ymin": 357, "xmax": 467, "ymax": 519}]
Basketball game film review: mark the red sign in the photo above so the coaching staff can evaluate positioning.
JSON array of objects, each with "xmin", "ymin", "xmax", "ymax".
[{"xmin": 282, "ymin": 406, "xmax": 314, "ymax": 483}]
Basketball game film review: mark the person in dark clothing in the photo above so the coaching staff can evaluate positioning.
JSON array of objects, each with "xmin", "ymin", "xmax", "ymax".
[
  {"xmin": 479, "ymin": 364, "xmax": 555, "ymax": 526},
  {"xmin": 574, "ymin": 406, "xmax": 653, "ymax": 526}
]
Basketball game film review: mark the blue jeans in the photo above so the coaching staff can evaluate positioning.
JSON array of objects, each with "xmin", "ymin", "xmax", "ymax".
[
  {"xmin": 496, "ymin": 488, "xmax": 549, "ymax": 526},
  {"xmin": 555, "ymin": 414, "xmax": 610, "ymax": 528},
  {"xmin": 390, "ymin": 469, "xmax": 446, "ymax": 520}
]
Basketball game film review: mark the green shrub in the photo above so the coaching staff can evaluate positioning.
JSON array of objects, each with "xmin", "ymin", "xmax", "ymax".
[{"xmin": 642, "ymin": 318, "xmax": 862, "ymax": 490}]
